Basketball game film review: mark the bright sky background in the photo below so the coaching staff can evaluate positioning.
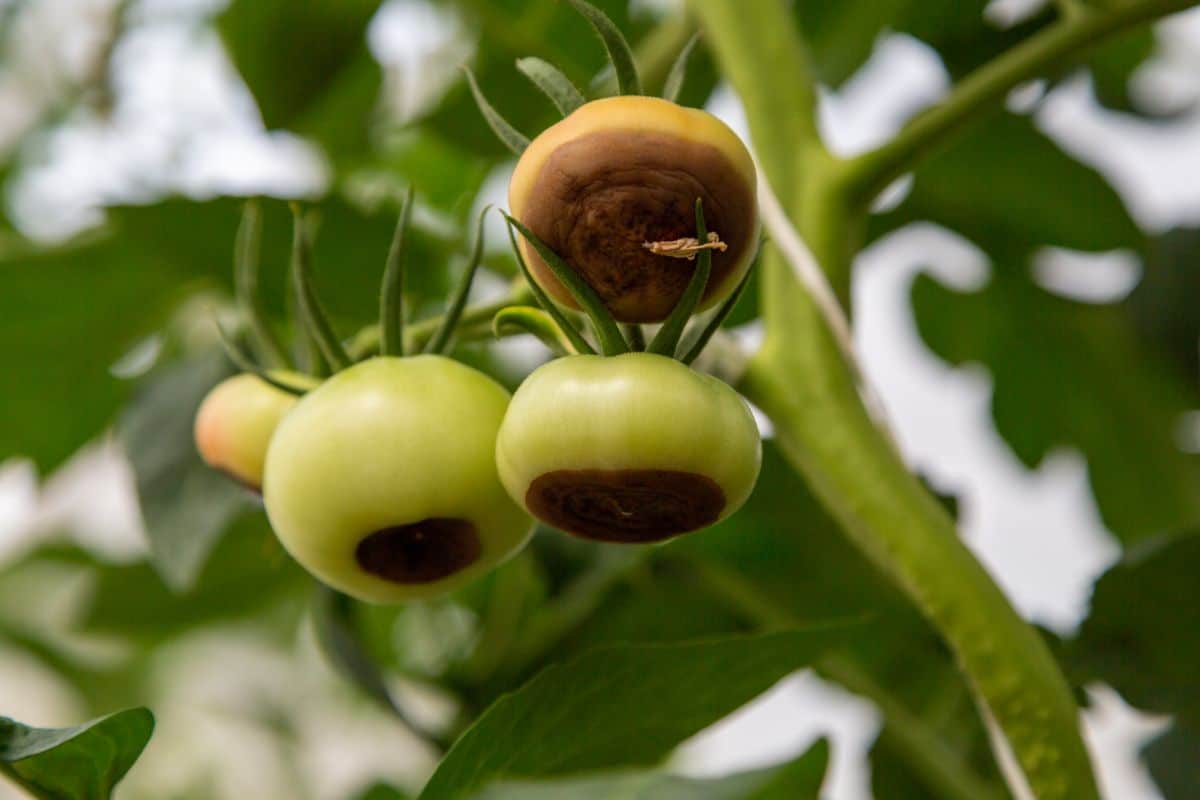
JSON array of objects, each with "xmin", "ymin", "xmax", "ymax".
[{"xmin": 2, "ymin": 0, "xmax": 1200, "ymax": 797}]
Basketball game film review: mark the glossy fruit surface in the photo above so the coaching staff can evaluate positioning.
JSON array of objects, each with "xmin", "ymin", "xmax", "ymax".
[
  {"xmin": 263, "ymin": 356, "xmax": 532, "ymax": 603},
  {"xmin": 495, "ymin": 353, "xmax": 761, "ymax": 542},
  {"xmin": 194, "ymin": 372, "xmax": 315, "ymax": 492},
  {"xmin": 509, "ymin": 96, "xmax": 759, "ymax": 323}
]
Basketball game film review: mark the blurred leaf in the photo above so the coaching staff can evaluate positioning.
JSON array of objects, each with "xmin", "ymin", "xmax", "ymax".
[
  {"xmin": 1134, "ymin": 227, "xmax": 1200, "ymax": 384},
  {"xmin": 1065, "ymin": 530, "xmax": 1200, "ymax": 798},
  {"xmin": 471, "ymin": 738, "xmax": 829, "ymax": 800},
  {"xmin": 80, "ymin": 512, "xmax": 307, "ymax": 639},
  {"xmin": 376, "ymin": 130, "xmax": 491, "ymax": 219},
  {"xmin": 418, "ymin": 628, "xmax": 847, "ymax": 800},
  {"xmin": 1144, "ymin": 719, "xmax": 1200, "ymax": 800},
  {"xmin": 1067, "ymin": 531, "xmax": 1200, "ymax": 718},
  {"xmin": 872, "ymin": 113, "xmax": 1140, "ymax": 253},
  {"xmin": 354, "ymin": 783, "xmax": 413, "ymax": 800},
  {"xmin": 0, "ymin": 708, "xmax": 153, "ymax": 800},
  {"xmin": 217, "ymin": 0, "xmax": 382, "ymax": 160},
  {"xmin": 912, "ymin": 270, "xmax": 1200, "ymax": 544},
  {"xmin": 312, "ymin": 584, "xmax": 400, "ymax": 714},
  {"xmin": 118, "ymin": 351, "xmax": 246, "ymax": 590},
  {"xmin": 881, "ymin": 111, "xmax": 1200, "ymax": 543},
  {"xmin": 0, "ymin": 237, "xmax": 188, "ymax": 470},
  {"xmin": 795, "ymin": 2, "xmax": 1155, "ymax": 113}
]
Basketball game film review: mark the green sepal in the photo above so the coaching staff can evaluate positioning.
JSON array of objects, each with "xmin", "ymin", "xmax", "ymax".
[
  {"xmin": 502, "ymin": 213, "xmax": 628, "ymax": 356},
  {"xmin": 679, "ymin": 264, "xmax": 753, "ymax": 365},
  {"xmin": 647, "ymin": 198, "xmax": 712, "ymax": 357},
  {"xmin": 504, "ymin": 221, "xmax": 596, "ymax": 356},
  {"xmin": 516, "ymin": 57, "xmax": 586, "ymax": 116},
  {"xmin": 492, "ymin": 307, "xmax": 575, "ymax": 356},
  {"xmin": 426, "ymin": 203, "xmax": 491, "ymax": 355},
  {"xmin": 463, "ymin": 66, "xmax": 530, "ymax": 155},
  {"xmin": 234, "ymin": 199, "xmax": 289, "ymax": 368},
  {"xmin": 380, "ymin": 187, "xmax": 414, "ymax": 358},
  {"xmin": 662, "ymin": 32, "xmax": 700, "ymax": 104},
  {"xmin": 623, "ymin": 323, "xmax": 646, "ymax": 352},
  {"xmin": 213, "ymin": 316, "xmax": 311, "ymax": 396},
  {"xmin": 289, "ymin": 205, "xmax": 352, "ymax": 372},
  {"xmin": 566, "ymin": 0, "xmax": 642, "ymax": 96}
]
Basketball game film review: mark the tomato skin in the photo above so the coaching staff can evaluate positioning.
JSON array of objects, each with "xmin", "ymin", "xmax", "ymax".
[
  {"xmin": 194, "ymin": 372, "xmax": 316, "ymax": 491},
  {"xmin": 509, "ymin": 96, "xmax": 759, "ymax": 323},
  {"xmin": 495, "ymin": 353, "xmax": 762, "ymax": 541},
  {"xmin": 263, "ymin": 356, "xmax": 533, "ymax": 603}
]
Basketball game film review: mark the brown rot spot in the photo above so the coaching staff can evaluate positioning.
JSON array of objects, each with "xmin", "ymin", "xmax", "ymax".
[
  {"xmin": 355, "ymin": 518, "xmax": 481, "ymax": 584},
  {"xmin": 522, "ymin": 130, "xmax": 755, "ymax": 322},
  {"xmin": 526, "ymin": 469, "xmax": 725, "ymax": 543}
]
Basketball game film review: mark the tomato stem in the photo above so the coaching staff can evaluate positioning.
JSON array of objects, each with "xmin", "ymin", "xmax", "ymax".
[
  {"xmin": 427, "ymin": 203, "xmax": 490, "ymax": 356},
  {"xmin": 504, "ymin": 213, "xmax": 629, "ymax": 355},
  {"xmin": 646, "ymin": 198, "xmax": 712, "ymax": 357},
  {"xmin": 233, "ymin": 199, "xmax": 290, "ymax": 370},
  {"xmin": 379, "ymin": 187, "xmax": 414, "ymax": 359},
  {"xmin": 463, "ymin": 66, "xmax": 529, "ymax": 156},
  {"xmin": 289, "ymin": 204, "xmax": 352, "ymax": 372}
]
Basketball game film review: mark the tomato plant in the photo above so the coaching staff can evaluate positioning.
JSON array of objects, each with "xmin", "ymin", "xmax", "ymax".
[{"xmin": 2, "ymin": 1, "xmax": 1199, "ymax": 799}]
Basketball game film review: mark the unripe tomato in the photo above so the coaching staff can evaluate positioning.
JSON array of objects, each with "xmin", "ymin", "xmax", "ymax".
[
  {"xmin": 509, "ymin": 96, "xmax": 759, "ymax": 324},
  {"xmin": 263, "ymin": 356, "xmax": 533, "ymax": 603},
  {"xmin": 495, "ymin": 353, "xmax": 761, "ymax": 543},
  {"xmin": 194, "ymin": 372, "xmax": 316, "ymax": 492}
]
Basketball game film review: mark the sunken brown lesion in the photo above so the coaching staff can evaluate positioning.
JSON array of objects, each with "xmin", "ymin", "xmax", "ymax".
[
  {"xmin": 355, "ymin": 518, "xmax": 481, "ymax": 583},
  {"xmin": 526, "ymin": 468, "xmax": 726, "ymax": 543},
  {"xmin": 521, "ymin": 130, "xmax": 756, "ymax": 323}
]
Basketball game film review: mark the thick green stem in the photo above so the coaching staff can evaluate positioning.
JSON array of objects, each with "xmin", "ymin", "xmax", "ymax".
[
  {"xmin": 694, "ymin": 1, "xmax": 1101, "ymax": 797},
  {"xmin": 739, "ymin": 254, "xmax": 1095, "ymax": 799},
  {"xmin": 840, "ymin": 0, "xmax": 1200, "ymax": 203}
]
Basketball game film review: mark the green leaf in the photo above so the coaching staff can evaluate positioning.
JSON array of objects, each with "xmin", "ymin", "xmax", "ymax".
[
  {"xmin": 418, "ymin": 628, "xmax": 847, "ymax": 800},
  {"xmin": 80, "ymin": 512, "xmax": 308, "ymax": 639},
  {"xmin": 312, "ymin": 585, "xmax": 400, "ymax": 714},
  {"xmin": 471, "ymin": 738, "xmax": 829, "ymax": 799},
  {"xmin": 1066, "ymin": 530, "xmax": 1200, "ymax": 798},
  {"xmin": 872, "ymin": 113, "xmax": 1140, "ymax": 253},
  {"xmin": 0, "ymin": 708, "xmax": 154, "ymax": 800},
  {"xmin": 886, "ymin": 112, "xmax": 1200, "ymax": 544},
  {"xmin": 1144, "ymin": 719, "xmax": 1200, "ymax": 800},
  {"xmin": 794, "ymin": 2, "xmax": 1157, "ymax": 112},
  {"xmin": 118, "ymin": 350, "xmax": 251, "ymax": 590},
  {"xmin": 217, "ymin": 0, "xmax": 382, "ymax": 160},
  {"xmin": 1067, "ymin": 530, "xmax": 1200, "ymax": 719},
  {"xmin": 912, "ymin": 269, "xmax": 1200, "ymax": 545},
  {"xmin": 0, "ymin": 237, "xmax": 187, "ymax": 470}
]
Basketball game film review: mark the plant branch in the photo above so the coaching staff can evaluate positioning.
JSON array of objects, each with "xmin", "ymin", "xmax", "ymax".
[
  {"xmin": 841, "ymin": 0, "xmax": 1200, "ymax": 202},
  {"xmin": 696, "ymin": 1, "xmax": 1101, "ymax": 797}
]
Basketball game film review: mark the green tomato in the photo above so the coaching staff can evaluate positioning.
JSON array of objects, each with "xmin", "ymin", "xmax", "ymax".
[
  {"xmin": 194, "ymin": 371, "xmax": 317, "ymax": 492},
  {"xmin": 263, "ymin": 356, "xmax": 533, "ymax": 603},
  {"xmin": 495, "ymin": 353, "xmax": 761, "ymax": 543}
]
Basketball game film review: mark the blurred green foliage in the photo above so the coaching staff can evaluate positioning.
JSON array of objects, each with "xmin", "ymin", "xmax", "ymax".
[{"xmin": 0, "ymin": 0, "xmax": 1197, "ymax": 798}]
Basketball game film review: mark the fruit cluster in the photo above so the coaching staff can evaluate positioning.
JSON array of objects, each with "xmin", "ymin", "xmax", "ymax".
[{"xmin": 194, "ymin": 1, "xmax": 762, "ymax": 604}]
